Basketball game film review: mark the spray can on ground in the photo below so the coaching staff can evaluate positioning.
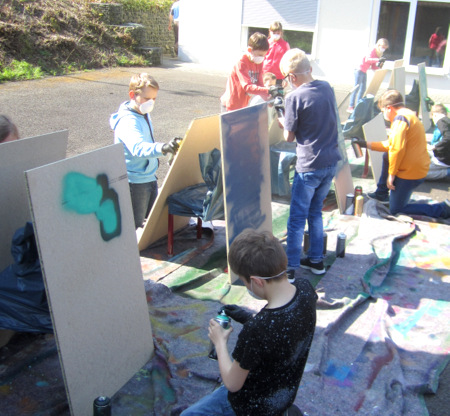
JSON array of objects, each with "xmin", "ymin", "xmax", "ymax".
[
  {"xmin": 354, "ymin": 186, "xmax": 363, "ymax": 198},
  {"xmin": 303, "ymin": 231, "xmax": 327, "ymax": 255},
  {"xmin": 208, "ymin": 310, "xmax": 230, "ymax": 360},
  {"xmin": 93, "ymin": 396, "xmax": 111, "ymax": 416},
  {"xmin": 345, "ymin": 193, "xmax": 354, "ymax": 215},
  {"xmin": 336, "ymin": 233, "xmax": 347, "ymax": 258},
  {"xmin": 354, "ymin": 195, "xmax": 364, "ymax": 216}
]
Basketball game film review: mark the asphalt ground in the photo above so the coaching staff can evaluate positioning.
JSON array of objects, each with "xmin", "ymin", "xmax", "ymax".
[{"xmin": 0, "ymin": 57, "xmax": 448, "ymax": 415}]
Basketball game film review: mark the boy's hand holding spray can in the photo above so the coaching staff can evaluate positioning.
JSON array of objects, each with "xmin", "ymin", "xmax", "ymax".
[{"xmin": 208, "ymin": 309, "xmax": 231, "ymax": 360}]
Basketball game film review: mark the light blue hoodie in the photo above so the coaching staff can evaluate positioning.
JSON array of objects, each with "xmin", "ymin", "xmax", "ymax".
[{"xmin": 109, "ymin": 101, "xmax": 164, "ymax": 183}]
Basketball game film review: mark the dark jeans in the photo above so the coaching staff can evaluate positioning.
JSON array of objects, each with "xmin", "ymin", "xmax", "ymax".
[
  {"xmin": 129, "ymin": 181, "xmax": 158, "ymax": 228},
  {"xmin": 376, "ymin": 152, "xmax": 446, "ymax": 218}
]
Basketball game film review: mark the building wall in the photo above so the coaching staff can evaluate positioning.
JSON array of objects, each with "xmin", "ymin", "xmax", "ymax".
[{"xmin": 178, "ymin": 0, "xmax": 243, "ymax": 71}]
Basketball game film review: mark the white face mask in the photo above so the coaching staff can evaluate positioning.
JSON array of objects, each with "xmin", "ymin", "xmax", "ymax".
[
  {"xmin": 139, "ymin": 99, "xmax": 155, "ymax": 114},
  {"xmin": 379, "ymin": 47, "xmax": 386, "ymax": 53},
  {"xmin": 247, "ymin": 280, "xmax": 263, "ymax": 300},
  {"xmin": 252, "ymin": 55, "xmax": 264, "ymax": 65},
  {"xmin": 272, "ymin": 34, "xmax": 281, "ymax": 41}
]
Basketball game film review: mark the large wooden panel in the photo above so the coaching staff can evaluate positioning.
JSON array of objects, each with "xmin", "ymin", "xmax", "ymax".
[
  {"xmin": 333, "ymin": 99, "xmax": 354, "ymax": 214},
  {"xmin": 220, "ymin": 104, "xmax": 272, "ymax": 282},
  {"xmin": 363, "ymin": 113, "xmax": 387, "ymax": 185},
  {"xmin": 388, "ymin": 66, "xmax": 405, "ymax": 98},
  {"xmin": 25, "ymin": 144, "xmax": 153, "ymax": 416},
  {"xmin": 418, "ymin": 62, "xmax": 431, "ymax": 132},
  {"xmin": 0, "ymin": 130, "xmax": 68, "ymax": 270},
  {"xmin": 138, "ymin": 115, "xmax": 221, "ymax": 250},
  {"xmin": 365, "ymin": 68, "xmax": 388, "ymax": 97}
]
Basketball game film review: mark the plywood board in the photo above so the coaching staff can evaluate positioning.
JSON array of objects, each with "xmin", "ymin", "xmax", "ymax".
[
  {"xmin": 0, "ymin": 130, "xmax": 68, "ymax": 271},
  {"xmin": 418, "ymin": 62, "xmax": 431, "ymax": 132},
  {"xmin": 388, "ymin": 66, "xmax": 405, "ymax": 98},
  {"xmin": 220, "ymin": 104, "xmax": 272, "ymax": 282},
  {"xmin": 268, "ymin": 107, "xmax": 284, "ymax": 146},
  {"xmin": 333, "ymin": 100, "xmax": 354, "ymax": 214},
  {"xmin": 364, "ymin": 68, "xmax": 388, "ymax": 97},
  {"xmin": 138, "ymin": 115, "xmax": 221, "ymax": 251},
  {"xmin": 25, "ymin": 144, "xmax": 153, "ymax": 416},
  {"xmin": 362, "ymin": 113, "xmax": 387, "ymax": 185}
]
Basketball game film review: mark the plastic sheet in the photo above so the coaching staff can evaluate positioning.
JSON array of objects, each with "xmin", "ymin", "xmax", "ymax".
[
  {"xmin": 168, "ymin": 148, "xmax": 224, "ymax": 221},
  {"xmin": 0, "ymin": 222, "xmax": 52, "ymax": 333},
  {"xmin": 342, "ymin": 96, "xmax": 377, "ymax": 140}
]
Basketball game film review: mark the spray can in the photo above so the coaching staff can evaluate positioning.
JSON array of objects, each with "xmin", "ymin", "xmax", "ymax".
[
  {"xmin": 303, "ymin": 231, "xmax": 327, "ymax": 255},
  {"xmin": 354, "ymin": 195, "xmax": 364, "ymax": 216},
  {"xmin": 336, "ymin": 233, "xmax": 347, "ymax": 258},
  {"xmin": 345, "ymin": 193, "xmax": 354, "ymax": 215},
  {"xmin": 208, "ymin": 310, "xmax": 230, "ymax": 360},
  {"xmin": 351, "ymin": 138, "xmax": 363, "ymax": 158},
  {"xmin": 93, "ymin": 396, "xmax": 111, "ymax": 416},
  {"xmin": 303, "ymin": 230, "xmax": 310, "ymax": 254},
  {"xmin": 354, "ymin": 186, "xmax": 363, "ymax": 198}
]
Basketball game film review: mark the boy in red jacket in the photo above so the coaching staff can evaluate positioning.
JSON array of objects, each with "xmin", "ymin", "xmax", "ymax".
[{"xmin": 221, "ymin": 33, "xmax": 271, "ymax": 112}]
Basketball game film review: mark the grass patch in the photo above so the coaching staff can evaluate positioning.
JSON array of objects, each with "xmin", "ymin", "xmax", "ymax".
[{"xmin": 0, "ymin": 60, "xmax": 45, "ymax": 82}]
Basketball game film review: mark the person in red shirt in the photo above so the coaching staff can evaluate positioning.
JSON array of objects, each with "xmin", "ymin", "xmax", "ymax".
[
  {"xmin": 429, "ymin": 27, "xmax": 445, "ymax": 67},
  {"xmin": 347, "ymin": 38, "xmax": 389, "ymax": 113},
  {"xmin": 263, "ymin": 21, "xmax": 290, "ymax": 86},
  {"xmin": 220, "ymin": 33, "xmax": 271, "ymax": 112}
]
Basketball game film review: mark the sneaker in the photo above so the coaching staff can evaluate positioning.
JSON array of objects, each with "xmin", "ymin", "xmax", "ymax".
[
  {"xmin": 442, "ymin": 199, "xmax": 450, "ymax": 219},
  {"xmin": 287, "ymin": 269, "xmax": 296, "ymax": 283},
  {"xmin": 300, "ymin": 258, "xmax": 326, "ymax": 275},
  {"xmin": 367, "ymin": 191, "xmax": 389, "ymax": 204},
  {"xmin": 346, "ymin": 106, "xmax": 354, "ymax": 113}
]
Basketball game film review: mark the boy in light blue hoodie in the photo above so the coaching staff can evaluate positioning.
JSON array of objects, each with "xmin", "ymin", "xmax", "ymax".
[{"xmin": 110, "ymin": 73, "xmax": 180, "ymax": 228}]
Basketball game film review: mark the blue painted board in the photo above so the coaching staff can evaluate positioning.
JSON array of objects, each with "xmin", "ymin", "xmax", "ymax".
[{"xmin": 220, "ymin": 104, "xmax": 273, "ymax": 282}]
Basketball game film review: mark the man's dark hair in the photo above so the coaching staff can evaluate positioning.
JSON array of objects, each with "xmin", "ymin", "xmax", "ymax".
[{"xmin": 228, "ymin": 229, "xmax": 287, "ymax": 283}]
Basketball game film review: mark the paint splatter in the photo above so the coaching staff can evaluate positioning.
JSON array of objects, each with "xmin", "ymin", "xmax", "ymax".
[{"xmin": 62, "ymin": 172, "xmax": 121, "ymax": 241}]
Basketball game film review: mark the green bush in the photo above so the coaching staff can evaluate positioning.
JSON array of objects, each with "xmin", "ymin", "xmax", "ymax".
[{"xmin": 0, "ymin": 60, "xmax": 45, "ymax": 82}]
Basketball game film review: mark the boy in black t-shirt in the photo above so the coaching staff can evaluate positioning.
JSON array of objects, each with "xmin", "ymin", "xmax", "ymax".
[{"xmin": 181, "ymin": 229, "xmax": 317, "ymax": 416}]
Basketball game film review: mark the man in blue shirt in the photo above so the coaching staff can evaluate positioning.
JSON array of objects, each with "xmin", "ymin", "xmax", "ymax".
[{"xmin": 280, "ymin": 49, "xmax": 341, "ymax": 279}]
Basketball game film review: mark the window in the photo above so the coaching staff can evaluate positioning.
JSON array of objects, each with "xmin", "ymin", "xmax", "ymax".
[
  {"xmin": 377, "ymin": 1, "xmax": 450, "ymax": 68},
  {"xmin": 248, "ymin": 27, "xmax": 313, "ymax": 54}
]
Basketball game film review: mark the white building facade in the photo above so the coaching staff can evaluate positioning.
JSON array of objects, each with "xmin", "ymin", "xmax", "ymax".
[{"xmin": 178, "ymin": 0, "xmax": 450, "ymax": 94}]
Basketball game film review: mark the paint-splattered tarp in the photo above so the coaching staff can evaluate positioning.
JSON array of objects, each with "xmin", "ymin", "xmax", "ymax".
[{"xmin": 0, "ymin": 201, "xmax": 448, "ymax": 415}]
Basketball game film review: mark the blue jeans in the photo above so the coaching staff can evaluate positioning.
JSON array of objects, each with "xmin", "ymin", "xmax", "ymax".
[
  {"xmin": 349, "ymin": 70, "xmax": 367, "ymax": 108},
  {"xmin": 180, "ymin": 385, "xmax": 236, "ymax": 416},
  {"xmin": 376, "ymin": 154, "xmax": 447, "ymax": 218},
  {"xmin": 287, "ymin": 165, "xmax": 337, "ymax": 268},
  {"xmin": 129, "ymin": 181, "xmax": 158, "ymax": 228}
]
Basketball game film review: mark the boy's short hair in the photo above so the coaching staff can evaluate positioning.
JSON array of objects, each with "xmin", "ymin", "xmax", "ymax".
[
  {"xmin": 377, "ymin": 38, "xmax": 389, "ymax": 48},
  {"xmin": 263, "ymin": 72, "xmax": 277, "ymax": 82},
  {"xmin": 129, "ymin": 73, "xmax": 159, "ymax": 95},
  {"xmin": 279, "ymin": 48, "xmax": 310, "ymax": 76},
  {"xmin": 228, "ymin": 229, "xmax": 287, "ymax": 283},
  {"xmin": 431, "ymin": 103, "xmax": 448, "ymax": 116},
  {"xmin": 378, "ymin": 89, "xmax": 404, "ymax": 109},
  {"xmin": 270, "ymin": 21, "xmax": 283, "ymax": 32},
  {"xmin": 248, "ymin": 32, "xmax": 269, "ymax": 52},
  {"xmin": 0, "ymin": 115, "xmax": 19, "ymax": 143}
]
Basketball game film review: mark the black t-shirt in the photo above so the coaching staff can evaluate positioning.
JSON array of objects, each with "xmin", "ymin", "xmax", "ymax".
[{"xmin": 229, "ymin": 279, "xmax": 318, "ymax": 416}]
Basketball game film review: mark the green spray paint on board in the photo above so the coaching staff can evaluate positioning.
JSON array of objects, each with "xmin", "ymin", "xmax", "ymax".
[{"xmin": 62, "ymin": 172, "xmax": 121, "ymax": 241}]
